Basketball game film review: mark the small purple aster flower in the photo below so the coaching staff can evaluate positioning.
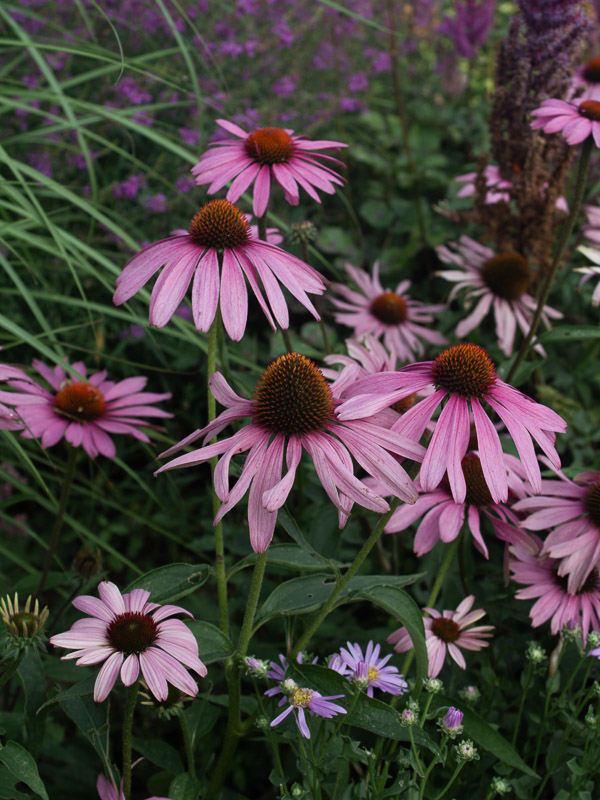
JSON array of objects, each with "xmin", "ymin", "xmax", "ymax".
[
  {"xmin": 333, "ymin": 640, "xmax": 408, "ymax": 697},
  {"xmin": 269, "ymin": 685, "xmax": 346, "ymax": 739},
  {"xmin": 440, "ymin": 706, "xmax": 464, "ymax": 736}
]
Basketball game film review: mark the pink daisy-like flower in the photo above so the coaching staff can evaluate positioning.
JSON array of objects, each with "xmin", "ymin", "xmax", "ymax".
[
  {"xmin": 513, "ymin": 469, "xmax": 600, "ymax": 593},
  {"xmin": 97, "ymin": 774, "xmax": 170, "ymax": 800},
  {"xmin": 270, "ymin": 685, "xmax": 346, "ymax": 739},
  {"xmin": 192, "ymin": 119, "xmax": 347, "ymax": 218},
  {"xmin": 454, "ymin": 165, "xmax": 568, "ymax": 211},
  {"xmin": 436, "ymin": 236, "xmax": 562, "ymax": 356},
  {"xmin": 113, "ymin": 199, "xmax": 327, "ymax": 340},
  {"xmin": 576, "ymin": 242, "xmax": 600, "ymax": 306},
  {"xmin": 156, "ymin": 352, "xmax": 424, "ymax": 553},
  {"xmin": 337, "ymin": 343, "xmax": 566, "ymax": 506},
  {"xmin": 329, "ymin": 262, "xmax": 447, "ymax": 362},
  {"xmin": 531, "ymin": 96, "xmax": 600, "ymax": 146},
  {"xmin": 387, "ymin": 595, "xmax": 494, "ymax": 678},
  {"xmin": 571, "ymin": 58, "xmax": 600, "ymax": 99},
  {"xmin": 50, "ymin": 581, "xmax": 207, "ymax": 703},
  {"xmin": 385, "ymin": 451, "xmax": 529, "ymax": 558},
  {"xmin": 331, "ymin": 640, "xmax": 408, "ymax": 697},
  {"xmin": 0, "ymin": 360, "xmax": 171, "ymax": 459},
  {"xmin": 509, "ymin": 530, "xmax": 600, "ymax": 643}
]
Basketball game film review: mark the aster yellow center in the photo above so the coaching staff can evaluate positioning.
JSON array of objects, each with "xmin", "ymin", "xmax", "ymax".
[
  {"xmin": 291, "ymin": 687, "xmax": 314, "ymax": 708},
  {"xmin": 54, "ymin": 381, "xmax": 106, "ymax": 422},
  {"xmin": 106, "ymin": 612, "xmax": 158, "ymax": 655},
  {"xmin": 432, "ymin": 344, "xmax": 496, "ymax": 399},
  {"xmin": 462, "ymin": 454, "xmax": 494, "ymax": 507},
  {"xmin": 481, "ymin": 253, "xmax": 529, "ymax": 301},
  {"xmin": 584, "ymin": 480, "xmax": 600, "ymax": 529},
  {"xmin": 579, "ymin": 100, "xmax": 600, "ymax": 122},
  {"xmin": 252, "ymin": 352, "xmax": 334, "ymax": 435},
  {"xmin": 431, "ymin": 617, "xmax": 460, "ymax": 643},
  {"xmin": 583, "ymin": 57, "xmax": 600, "ymax": 84},
  {"xmin": 367, "ymin": 666, "xmax": 379, "ymax": 681},
  {"xmin": 245, "ymin": 127, "xmax": 295, "ymax": 165},
  {"xmin": 370, "ymin": 292, "xmax": 408, "ymax": 325},
  {"xmin": 188, "ymin": 200, "xmax": 251, "ymax": 249}
]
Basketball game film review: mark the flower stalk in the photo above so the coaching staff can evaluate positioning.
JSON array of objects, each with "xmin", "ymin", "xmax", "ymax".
[
  {"xmin": 38, "ymin": 444, "xmax": 77, "ymax": 594},
  {"xmin": 122, "ymin": 680, "xmax": 139, "ymax": 800}
]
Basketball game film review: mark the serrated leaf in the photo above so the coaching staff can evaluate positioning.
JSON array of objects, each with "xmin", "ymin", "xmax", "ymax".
[
  {"xmin": 0, "ymin": 741, "xmax": 49, "ymax": 800},
  {"xmin": 187, "ymin": 620, "xmax": 234, "ymax": 663},
  {"xmin": 132, "ymin": 737, "xmax": 184, "ymax": 775},
  {"xmin": 124, "ymin": 563, "xmax": 210, "ymax": 603}
]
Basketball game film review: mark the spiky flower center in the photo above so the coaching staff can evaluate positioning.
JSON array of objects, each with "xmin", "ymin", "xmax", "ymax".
[
  {"xmin": 584, "ymin": 480, "xmax": 600, "ymax": 529},
  {"xmin": 579, "ymin": 100, "xmax": 600, "ymax": 122},
  {"xmin": 188, "ymin": 200, "xmax": 251, "ymax": 249},
  {"xmin": 245, "ymin": 127, "xmax": 295, "ymax": 165},
  {"xmin": 54, "ymin": 381, "xmax": 106, "ymax": 422},
  {"xmin": 431, "ymin": 617, "xmax": 460, "ymax": 643},
  {"xmin": 462, "ymin": 454, "xmax": 493, "ymax": 507},
  {"xmin": 252, "ymin": 352, "xmax": 334, "ymax": 435},
  {"xmin": 481, "ymin": 254, "xmax": 529, "ymax": 301},
  {"xmin": 555, "ymin": 566, "xmax": 600, "ymax": 596},
  {"xmin": 370, "ymin": 292, "xmax": 408, "ymax": 325},
  {"xmin": 106, "ymin": 612, "xmax": 158, "ymax": 655},
  {"xmin": 291, "ymin": 687, "xmax": 314, "ymax": 708},
  {"xmin": 583, "ymin": 58, "xmax": 600, "ymax": 84},
  {"xmin": 432, "ymin": 344, "xmax": 496, "ymax": 398}
]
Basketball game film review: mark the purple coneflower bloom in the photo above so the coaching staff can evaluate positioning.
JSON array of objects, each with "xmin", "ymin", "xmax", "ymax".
[
  {"xmin": 513, "ymin": 469, "xmax": 600, "ymax": 593},
  {"xmin": 97, "ymin": 774, "xmax": 170, "ymax": 800},
  {"xmin": 50, "ymin": 581, "xmax": 207, "ymax": 702},
  {"xmin": 330, "ymin": 262, "xmax": 447, "ymax": 363},
  {"xmin": 113, "ymin": 199, "xmax": 327, "ymax": 340},
  {"xmin": 192, "ymin": 119, "xmax": 347, "ymax": 217},
  {"xmin": 436, "ymin": 236, "xmax": 562, "ymax": 356},
  {"xmin": 388, "ymin": 595, "xmax": 494, "ymax": 678},
  {"xmin": 0, "ymin": 360, "xmax": 171, "ymax": 459},
  {"xmin": 576, "ymin": 242, "xmax": 600, "ymax": 306},
  {"xmin": 572, "ymin": 57, "xmax": 600, "ymax": 98},
  {"xmin": 531, "ymin": 95, "xmax": 600, "ymax": 146},
  {"xmin": 337, "ymin": 343, "xmax": 566, "ymax": 506},
  {"xmin": 157, "ymin": 352, "xmax": 423, "ymax": 553},
  {"xmin": 454, "ymin": 165, "xmax": 568, "ymax": 210},
  {"xmin": 332, "ymin": 640, "xmax": 408, "ymax": 697},
  {"xmin": 509, "ymin": 530, "xmax": 600, "ymax": 642}
]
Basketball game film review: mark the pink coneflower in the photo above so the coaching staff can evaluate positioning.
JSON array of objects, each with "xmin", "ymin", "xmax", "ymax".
[
  {"xmin": 531, "ymin": 97, "xmax": 600, "ymax": 146},
  {"xmin": 576, "ymin": 242, "xmax": 600, "ymax": 306},
  {"xmin": 156, "ymin": 352, "xmax": 424, "ymax": 553},
  {"xmin": 0, "ymin": 360, "xmax": 171, "ymax": 459},
  {"xmin": 192, "ymin": 119, "xmax": 347, "ymax": 217},
  {"xmin": 509, "ymin": 531, "xmax": 600, "ymax": 643},
  {"xmin": 385, "ymin": 452, "xmax": 529, "ymax": 558},
  {"xmin": 337, "ymin": 343, "xmax": 566, "ymax": 505},
  {"xmin": 172, "ymin": 213, "xmax": 283, "ymax": 245},
  {"xmin": 113, "ymin": 199, "xmax": 327, "ymax": 340},
  {"xmin": 97, "ymin": 774, "xmax": 169, "ymax": 800},
  {"xmin": 513, "ymin": 469, "xmax": 600, "ymax": 593},
  {"xmin": 572, "ymin": 58, "xmax": 600, "ymax": 98},
  {"xmin": 50, "ymin": 581, "xmax": 207, "ymax": 702},
  {"xmin": 330, "ymin": 262, "xmax": 447, "ymax": 362},
  {"xmin": 454, "ymin": 165, "xmax": 568, "ymax": 211},
  {"xmin": 387, "ymin": 595, "xmax": 494, "ymax": 678},
  {"xmin": 436, "ymin": 236, "xmax": 562, "ymax": 356},
  {"xmin": 331, "ymin": 640, "xmax": 408, "ymax": 697}
]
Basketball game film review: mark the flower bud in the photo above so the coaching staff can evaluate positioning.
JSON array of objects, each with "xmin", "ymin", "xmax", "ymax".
[
  {"xmin": 454, "ymin": 739, "xmax": 478, "ymax": 761},
  {"xmin": 0, "ymin": 593, "xmax": 49, "ymax": 657},
  {"xmin": 440, "ymin": 706, "xmax": 464, "ymax": 737}
]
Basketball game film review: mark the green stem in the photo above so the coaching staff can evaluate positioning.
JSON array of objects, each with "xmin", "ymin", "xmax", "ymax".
[
  {"xmin": 237, "ymin": 550, "xmax": 268, "ymax": 659},
  {"xmin": 257, "ymin": 212, "xmax": 267, "ymax": 243},
  {"xmin": 207, "ymin": 318, "xmax": 229, "ymax": 638},
  {"xmin": 179, "ymin": 709, "xmax": 196, "ymax": 779},
  {"xmin": 507, "ymin": 137, "xmax": 593, "ymax": 383},
  {"xmin": 301, "ymin": 241, "xmax": 331, "ymax": 355},
  {"xmin": 408, "ymin": 726, "xmax": 424, "ymax": 775},
  {"xmin": 122, "ymin": 681, "xmax": 138, "ymax": 800},
  {"xmin": 292, "ymin": 498, "xmax": 400, "ymax": 657},
  {"xmin": 0, "ymin": 653, "xmax": 24, "ymax": 689},
  {"xmin": 38, "ymin": 445, "xmax": 77, "ymax": 595},
  {"xmin": 433, "ymin": 763, "xmax": 465, "ymax": 800},
  {"xmin": 281, "ymin": 327, "xmax": 293, "ymax": 353},
  {"xmin": 512, "ymin": 661, "xmax": 533, "ymax": 748}
]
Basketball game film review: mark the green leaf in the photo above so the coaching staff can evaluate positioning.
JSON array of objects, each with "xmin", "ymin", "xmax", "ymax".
[
  {"xmin": 168, "ymin": 772, "xmax": 201, "ymax": 800},
  {"xmin": 37, "ymin": 674, "xmax": 96, "ymax": 713},
  {"xmin": 59, "ymin": 695, "xmax": 108, "ymax": 760},
  {"xmin": 132, "ymin": 737, "xmax": 184, "ymax": 775},
  {"xmin": 187, "ymin": 620, "xmax": 234, "ymax": 664},
  {"xmin": 537, "ymin": 325, "xmax": 600, "ymax": 343},
  {"xmin": 0, "ymin": 766, "xmax": 30, "ymax": 800},
  {"xmin": 0, "ymin": 741, "xmax": 49, "ymax": 800},
  {"xmin": 235, "ymin": 544, "xmax": 345, "ymax": 574},
  {"xmin": 124, "ymin": 563, "xmax": 210, "ymax": 604},
  {"xmin": 357, "ymin": 586, "xmax": 428, "ymax": 695},
  {"xmin": 17, "ymin": 652, "xmax": 46, "ymax": 757}
]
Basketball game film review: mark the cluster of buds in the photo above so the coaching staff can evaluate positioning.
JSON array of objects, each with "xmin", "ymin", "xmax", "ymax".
[{"xmin": 0, "ymin": 594, "xmax": 49, "ymax": 657}]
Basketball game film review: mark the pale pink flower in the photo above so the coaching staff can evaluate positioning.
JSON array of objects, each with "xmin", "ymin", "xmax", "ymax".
[
  {"xmin": 337, "ymin": 343, "xmax": 566, "ymax": 505},
  {"xmin": 531, "ymin": 96, "xmax": 600, "ymax": 146},
  {"xmin": 454, "ymin": 165, "xmax": 568, "ymax": 211},
  {"xmin": 0, "ymin": 360, "xmax": 171, "ymax": 459},
  {"xmin": 50, "ymin": 581, "xmax": 207, "ymax": 703},
  {"xmin": 97, "ymin": 774, "xmax": 170, "ymax": 800},
  {"xmin": 436, "ymin": 236, "xmax": 562, "ymax": 356},
  {"xmin": 513, "ymin": 469, "xmax": 600, "ymax": 593},
  {"xmin": 387, "ymin": 595, "xmax": 494, "ymax": 678},
  {"xmin": 156, "ymin": 352, "xmax": 424, "ymax": 553},
  {"xmin": 329, "ymin": 262, "xmax": 447, "ymax": 362},
  {"xmin": 571, "ymin": 58, "xmax": 600, "ymax": 99},
  {"xmin": 113, "ymin": 199, "xmax": 327, "ymax": 340},
  {"xmin": 576, "ymin": 241, "xmax": 600, "ymax": 306},
  {"xmin": 192, "ymin": 119, "xmax": 347, "ymax": 217},
  {"xmin": 509, "ymin": 531, "xmax": 600, "ymax": 643}
]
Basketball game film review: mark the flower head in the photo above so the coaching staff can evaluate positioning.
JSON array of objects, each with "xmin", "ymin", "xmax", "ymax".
[
  {"xmin": 439, "ymin": 706, "xmax": 464, "ymax": 737},
  {"xmin": 436, "ymin": 237, "xmax": 562, "ymax": 356},
  {"xmin": 157, "ymin": 352, "xmax": 423, "ymax": 553},
  {"xmin": 576, "ymin": 242, "xmax": 600, "ymax": 306},
  {"xmin": 113, "ymin": 199, "xmax": 327, "ymax": 340},
  {"xmin": 0, "ymin": 594, "xmax": 49, "ymax": 657},
  {"xmin": 50, "ymin": 581, "xmax": 207, "ymax": 702},
  {"xmin": 531, "ymin": 96, "xmax": 600, "ymax": 146},
  {"xmin": 454, "ymin": 165, "xmax": 568, "ymax": 211},
  {"xmin": 337, "ymin": 343, "xmax": 566, "ymax": 506},
  {"xmin": 192, "ymin": 119, "xmax": 347, "ymax": 217},
  {"xmin": 269, "ymin": 685, "xmax": 346, "ymax": 739},
  {"xmin": 97, "ymin": 774, "xmax": 170, "ymax": 800},
  {"xmin": 332, "ymin": 640, "xmax": 408, "ymax": 697},
  {"xmin": 0, "ymin": 361, "xmax": 171, "ymax": 459},
  {"xmin": 330, "ymin": 262, "xmax": 446, "ymax": 362},
  {"xmin": 387, "ymin": 595, "xmax": 494, "ymax": 678}
]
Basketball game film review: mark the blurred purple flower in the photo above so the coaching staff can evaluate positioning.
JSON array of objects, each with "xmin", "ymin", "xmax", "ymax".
[
  {"xmin": 273, "ymin": 21, "xmax": 294, "ymax": 47},
  {"xmin": 438, "ymin": 0, "xmax": 495, "ymax": 60},
  {"xmin": 142, "ymin": 193, "xmax": 167, "ymax": 213},
  {"xmin": 272, "ymin": 74, "xmax": 297, "ymax": 97},
  {"xmin": 179, "ymin": 127, "xmax": 200, "ymax": 146},
  {"xmin": 114, "ymin": 174, "xmax": 147, "ymax": 200},
  {"xmin": 348, "ymin": 72, "xmax": 369, "ymax": 93},
  {"xmin": 175, "ymin": 175, "xmax": 195, "ymax": 194}
]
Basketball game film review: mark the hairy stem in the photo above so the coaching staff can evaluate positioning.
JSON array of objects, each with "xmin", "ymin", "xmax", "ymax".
[
  {"xmin": 122, "ymin": 681, "xmax": 138, "ymax": 800},
  {"xmin": 38, "ymin": 445, "xmax": 77, "ymax": 595}
]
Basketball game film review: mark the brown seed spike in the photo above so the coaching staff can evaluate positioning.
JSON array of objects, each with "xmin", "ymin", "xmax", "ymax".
[
  {"xmin": 54, "ymin": 382, "xmax": 106, "ymax": 422},
  {"xmin": 370, "ymin": 292, "xmax": 408, "ymax": 325},
  {"xmin": 584, "ymin": 480, "xmax": 600, "ymax": 530},
  {"xmin": 188, "ymin": 199, "xmax": 251, "ymax": 249},
  {"xmin": 252, "ymin": 352, "xmax": 334, "ymax": 435},
  {"xmin": 431, "ymin": 617, "xmax": 460, "ymax": 643},
  {"xmin": 583, "ymin": 58, "xmax": 600, "ymax": 84},
  {"xmin": 432, "ymin": 344, "xmax": 496, "ymax": 399},
  {"xmin": 462, "ymin": 453, "xmax": 493, "ymax": 507},
  {"xmin": 481, "ymin": 253, "xmax": 529, "ymax": 301},
  {"xmin": 579, "ymin": 100, "xmax": 600, "ymax": 123},
  {"xmin": 107, "ymin": 612, "xmax": 158, "ymax": 655},
  {"xmin": 245, "ymin": 127, "xmax": 294, "ymax": 165}
]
